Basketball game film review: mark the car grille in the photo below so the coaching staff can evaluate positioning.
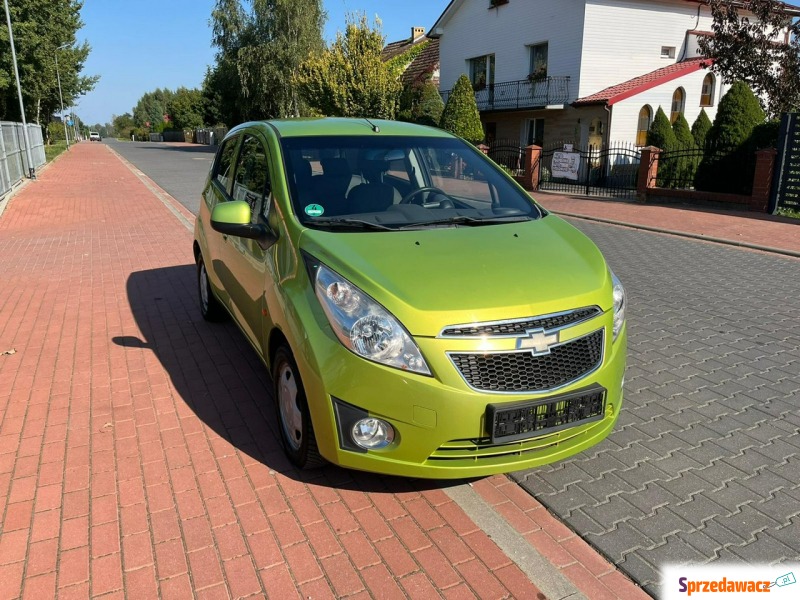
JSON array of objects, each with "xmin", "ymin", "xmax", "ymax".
[
  {"xmin": 449, "ymin": 330, "xmax": 604, "ymax": 392},
  {"xmin": 440, "ymin": 307, "xmax": 601, "ymax": 337}
]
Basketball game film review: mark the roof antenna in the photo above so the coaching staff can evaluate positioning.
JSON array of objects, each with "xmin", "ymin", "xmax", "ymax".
[{"xmin": 364, "ymin": 117, "xmax": 380, "ymax": 133}]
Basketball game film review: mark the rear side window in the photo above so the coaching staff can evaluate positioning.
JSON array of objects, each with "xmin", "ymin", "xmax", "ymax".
[{"xmin": 214, "ymin": 137, "xmax": 239, "ymax": 192}]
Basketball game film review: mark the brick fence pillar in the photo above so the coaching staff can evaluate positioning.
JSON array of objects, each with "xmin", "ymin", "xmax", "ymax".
[
  {"xmin": 637, "ymin": 146, "xmax": 660, "ymax": 201},
  {"xmin": 523, "ymin": 145, "xmax": 541, "ymax": 190},
  {"xmin": 750, "ymin": 148, "xmax": 777, "ymax": 212}
]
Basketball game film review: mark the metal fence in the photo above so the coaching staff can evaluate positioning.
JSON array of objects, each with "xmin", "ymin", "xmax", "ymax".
[
  {"xmin": 0, "ymin": 122, "xmax": 46, "ymax": 197},
  {"xmin": 656, "ymin": 143, "xmax": 756, "ymax": 196},
  {"xmin": 538, "ymin": 141, "xmax": 641, "ymax": 199},
  {"xmin": 487, "ymin": 139, "xmax": 525, "ymax": 176}
]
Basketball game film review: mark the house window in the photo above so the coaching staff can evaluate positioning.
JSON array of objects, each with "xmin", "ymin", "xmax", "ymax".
[
  {"xmin": 526, "ymin": 119, "xmax": 545, "ymax": 147},
  {"xmin": 469, "ymin": 54, "xmax": 495, "ymax": 90},
  {"xmin": 700, "ymin": 73, "xmax": 715, "ymax": 106},
  {"xmin": 661, "ymin": 46, "xmax": 675, "ymax": 59},
  {"xmin": 528, "ymin": 42, "xmax": 549, "ymax": 81},
  {"xmin": 671, "ymin": 87, "xmax": 685, "ymax": 123},
  {"xmin": 636, "ymin": 105, "xmax": 652, "ymax": 146}
]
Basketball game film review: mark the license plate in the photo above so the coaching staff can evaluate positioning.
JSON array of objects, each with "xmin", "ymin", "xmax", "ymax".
[{"xmin": 486, "ymin": 385, "xmax": 606, "ymax": 443}]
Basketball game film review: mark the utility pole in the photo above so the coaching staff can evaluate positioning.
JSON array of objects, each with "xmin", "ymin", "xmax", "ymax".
[
  {"xmin": 55, "ymin": 44, "xmax": 70, "ymax": 150},
  {"xmin": 4, "ymin": 0, "xmax": 36, "ymax": 179}
]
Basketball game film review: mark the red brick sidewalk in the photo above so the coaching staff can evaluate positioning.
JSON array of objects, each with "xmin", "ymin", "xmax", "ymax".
[
  {"xmin": 535, "ymin": 192, "xmax": 800, "ymax": 256},
  {"xmin": 0, "ymin": 143, "xmax": 648, "ymax": 599}
]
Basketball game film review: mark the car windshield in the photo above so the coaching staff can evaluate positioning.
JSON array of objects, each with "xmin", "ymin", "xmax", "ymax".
[{"xmin": 281, "ymin": 135, "xmax": 541, "ymax": 230}]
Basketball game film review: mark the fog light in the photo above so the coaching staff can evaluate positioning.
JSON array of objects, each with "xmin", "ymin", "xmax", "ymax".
[{"xmin": 351, "ymin": 418, "xmax": 394, "ymax": 449}]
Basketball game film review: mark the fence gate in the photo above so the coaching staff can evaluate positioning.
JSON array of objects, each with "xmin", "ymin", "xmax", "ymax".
[
  {"xmin": 769, "ymin": 113, "xmax": 800, "ymax": 214},
  {"xmin": 538, "ymin": 142, "xmax": 641, "ymax": 199}
]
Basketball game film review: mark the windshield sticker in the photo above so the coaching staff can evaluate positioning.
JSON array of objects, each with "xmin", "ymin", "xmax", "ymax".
[{"xmin": 305, "ymin": 204, "xmax": 324, "ymax": 217}]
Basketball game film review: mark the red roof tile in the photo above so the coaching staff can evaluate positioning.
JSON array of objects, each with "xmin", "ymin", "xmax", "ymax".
[{"xmin": 573, "ymin": 57, "xmax": 712, "ymax": 106}]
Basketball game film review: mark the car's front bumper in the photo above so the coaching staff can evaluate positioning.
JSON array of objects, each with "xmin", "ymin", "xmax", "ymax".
[{"xmin": 293, "ymin": 307, "xmax": 626, "ymax": 479}]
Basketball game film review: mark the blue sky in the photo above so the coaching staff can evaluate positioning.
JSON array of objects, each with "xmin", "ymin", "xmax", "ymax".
[{"xmin": 77, "ymin": 0, "xmax": 447, "ymax": 125}]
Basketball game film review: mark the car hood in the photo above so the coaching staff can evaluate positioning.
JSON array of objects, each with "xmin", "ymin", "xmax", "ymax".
[{"xmin": 299, "ymin": 216, "xmax": 612, "ymax": 337}]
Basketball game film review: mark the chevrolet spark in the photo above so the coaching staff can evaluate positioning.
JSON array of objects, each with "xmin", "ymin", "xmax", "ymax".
[{"xmin": 193, "ymin": 118, "xmax": 626, "ymax": 478}]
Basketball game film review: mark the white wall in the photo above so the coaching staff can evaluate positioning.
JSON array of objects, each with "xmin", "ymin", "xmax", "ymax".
[
  {"xmin": 608, "ymin": 68, "xmax": 724, "ymax": 146},
  {"xmin": 437, "ymin": 0, "xmax": 586, "ymax": 101},
  {"xmin": 579, "ymin": 0, "xmax": 715, "ymax": 98}
]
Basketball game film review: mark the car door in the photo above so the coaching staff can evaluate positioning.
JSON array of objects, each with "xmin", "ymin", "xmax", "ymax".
[
  {"xmin": 220, "ymin": 132, "xmax": 275, "ymax": 350},
  {"xmin": 203, "ymin": 134, "xmax": 240, "ymax": 307}
]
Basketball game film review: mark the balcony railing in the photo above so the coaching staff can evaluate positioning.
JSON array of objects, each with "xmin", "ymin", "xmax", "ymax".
[{"xmin": 440, "ymin": 76, "xmax": 571, "ymax": 112}]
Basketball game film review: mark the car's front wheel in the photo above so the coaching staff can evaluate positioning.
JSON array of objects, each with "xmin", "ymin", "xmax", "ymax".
[
  {"xmin": 197, "ymin": 254, "xmax": 225, "ymax": 322},
  {"xmin": 273, "ymin": 344, "xmax": 325, "ymax": 470}
]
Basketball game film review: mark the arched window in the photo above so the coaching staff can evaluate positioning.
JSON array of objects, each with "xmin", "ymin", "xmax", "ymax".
[
  {"xmin": 636, "ymin": 105, "xmax": 652, "ymax": 146},
  {"xmin": 700, "ymin": 74, "xmax": 715, "ymax": 107},
  {"xmin": 670, "ymin": 88, "xmax": 685, "ymax": 123}
]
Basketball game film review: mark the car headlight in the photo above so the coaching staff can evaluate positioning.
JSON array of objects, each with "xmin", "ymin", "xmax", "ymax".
[
  {"xmin": 611, "ymin": 271, "xmax": 626, "ymax": 341},
  {"xmin": 308, "ymin": 259, "xmax": 431, "ymax": 376}
]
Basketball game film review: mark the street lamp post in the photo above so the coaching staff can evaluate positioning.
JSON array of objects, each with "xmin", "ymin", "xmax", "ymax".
[
  {"xmin": 55, "ymin": 43, "xmax": 70, "ymax": 150},
  {"xmin": 3, "ymin": 0, "xmax": 36, "ymax": 179}
]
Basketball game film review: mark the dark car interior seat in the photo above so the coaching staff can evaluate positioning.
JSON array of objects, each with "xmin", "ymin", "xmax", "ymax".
[
  {"xmin": 312, "ymin": 157, "xmax": 353, "ymax": 215},
  {"xmin": 347, "ymin": 159, "xmax": 400, "ymax": 214}
]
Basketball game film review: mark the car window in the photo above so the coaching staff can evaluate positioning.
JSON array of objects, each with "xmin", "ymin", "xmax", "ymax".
[
  {"xmin": 418, "ymin": 148, "xmax": 493, "ymax": 204},
  {"xmin": 280, "ymin": 136, "xmax": 538, "ymax": 228},
  {"xmin": 232, "ymin": 134, "xmax": 272, "ymax": 222},
  {"xmin": 214, "ymin": 136, "xmax": 239, "ymax": 193}
]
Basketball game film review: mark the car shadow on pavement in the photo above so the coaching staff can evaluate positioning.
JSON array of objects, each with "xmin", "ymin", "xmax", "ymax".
[{"xmin": 114, "ymin": 264, "xmax": 467, "ymax": 494}]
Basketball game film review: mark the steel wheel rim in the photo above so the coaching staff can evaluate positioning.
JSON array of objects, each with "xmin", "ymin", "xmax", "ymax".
[
  {"xmin": 199, "ymin": 263, "xmax": 209, "ymax": 312},
  {"xmin": 277, "ymin": 362, "xmax": 303, "ymax": 451}
]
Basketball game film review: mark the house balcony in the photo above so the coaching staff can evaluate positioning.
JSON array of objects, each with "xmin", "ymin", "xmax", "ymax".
[{"xmin": 440, "ymin": 76, "xmax": 571, "ymax": 112}]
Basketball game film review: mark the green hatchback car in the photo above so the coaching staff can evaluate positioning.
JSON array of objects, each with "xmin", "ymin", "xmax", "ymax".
[{"xmin": 193, "ymin": 118, "xmax": 626, "ymax": 478}]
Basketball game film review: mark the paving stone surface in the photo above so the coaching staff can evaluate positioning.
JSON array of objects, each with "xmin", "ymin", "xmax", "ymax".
[{"xmin": 513, "ymin": 219, "xmax": 800, "ymax": 596}]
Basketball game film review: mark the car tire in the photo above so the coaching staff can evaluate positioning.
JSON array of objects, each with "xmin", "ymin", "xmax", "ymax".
[
  {"xmin": 273, "ymin": 344, "xmax": 325, "ymax": 470},
  {"xmin": 197, "ymin": 254, "xmax": 226, "ymax": 322}
]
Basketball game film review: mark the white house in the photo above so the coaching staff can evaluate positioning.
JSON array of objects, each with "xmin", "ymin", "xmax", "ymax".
[{"xmin": 430, "ymin": 0, "xmax": 796, "ymax": 149}]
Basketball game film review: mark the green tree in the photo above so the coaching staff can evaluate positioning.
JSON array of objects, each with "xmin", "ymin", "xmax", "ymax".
[
  {"xmin": 646, "ymin": 107, "xmax": 676, "ymax": 149},
  {"xmin": 295, "ymin": 13, "xmax": 400, "ymax": 118},
  {"xmin": 695, "ymin": 82, "xmax": 766, "ymax": 193},
  {"xmin": 439, "ymin": 74, "xmax": 483, "ymax": 144},
  {"xmin": 0, "ymin": 0, "xmax": 98, "ymax": 123},
  {"xmin": 705, "ymin": 81, "xmax": 765, "ymax": 147},
  {"xmin": 646, "ymin": 107, "xmax": 677, "ymax": 187},
  {"xmin": 398, "ymin": 77, "xmax": 443, "ymax": 127},
  {"xmin": 133, "ymin": 88, "xmax": 175, "ymax": 130},
  {"xmin": 167, "ymin": 87, "xmax": 205, "ymax": 129},
  {"xmin": 691, "ymin": 109, "xmax": 712, "ymax": 148},
  {"xmin": 206, "ymin": 0, "xmax": 325, "ymax": 124},
  {"xmin": 698, "ymin": 0, "xmax": 800, "ymax": 117},
  {"xmin": 112, "ymin": 113, "xmax": 135, "ymax": 138},
  {"xmin": 670, "ymin": 113, "xmax": 697, "ymax": 186},
  {"xmin": 672, "ymin": 114, "xmax": 694, "ymax": 148}
]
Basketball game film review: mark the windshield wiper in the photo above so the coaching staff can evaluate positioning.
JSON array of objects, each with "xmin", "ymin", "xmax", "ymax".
[
  {"xmin": 397, "ymin": 215, "xmax": 532, "ymax": 229},
  {"xmin": 306, "ymin": 217, "xmax": 395, "ymax": 231}
]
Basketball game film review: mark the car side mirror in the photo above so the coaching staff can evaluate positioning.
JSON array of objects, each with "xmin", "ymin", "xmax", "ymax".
[{"xmin": 210, "ymin": 201, "xmax": 278, "ymax": 249}]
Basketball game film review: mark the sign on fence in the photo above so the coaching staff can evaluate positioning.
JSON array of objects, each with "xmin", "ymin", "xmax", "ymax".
[
  {"xmin": 769, "ymin": 113, "xmax": 800, "ymax": 213},
  {"xmin": 551, "ymin": 151, "xmax": 580, "ymax": 180}
]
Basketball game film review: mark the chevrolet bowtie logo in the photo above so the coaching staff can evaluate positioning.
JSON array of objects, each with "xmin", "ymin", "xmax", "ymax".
[{"xmin": 517, "ymin": 329, "xmax": 560, "ymax": 355}]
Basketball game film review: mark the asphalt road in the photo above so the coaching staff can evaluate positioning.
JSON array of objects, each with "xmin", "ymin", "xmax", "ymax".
[
  {"xmin": 106, "ymin": 138, "xmax": 214, "ymax": 215},
  {"xmin": 111, "ymin": 140, "xmax": 800, "ymax": 596}
]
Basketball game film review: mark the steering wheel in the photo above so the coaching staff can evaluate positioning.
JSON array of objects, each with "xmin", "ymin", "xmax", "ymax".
[{"xmin": 400, "ymin": 186, "xmax": 449, "ymax": 205}]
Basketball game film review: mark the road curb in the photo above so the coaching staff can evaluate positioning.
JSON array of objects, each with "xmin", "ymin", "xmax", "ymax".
[
  {"xmin": 446, "ymin": 483, "xmax": 588, "ymax": 600},
  {"xmin": 551, "ymin": 210, "xmax": 800, "ymax": 259}
]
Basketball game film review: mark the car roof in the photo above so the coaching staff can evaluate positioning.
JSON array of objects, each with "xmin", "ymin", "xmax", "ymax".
[{"xmin": 230, "ymin": 117, "xmax": 453, "ymax": 140}]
